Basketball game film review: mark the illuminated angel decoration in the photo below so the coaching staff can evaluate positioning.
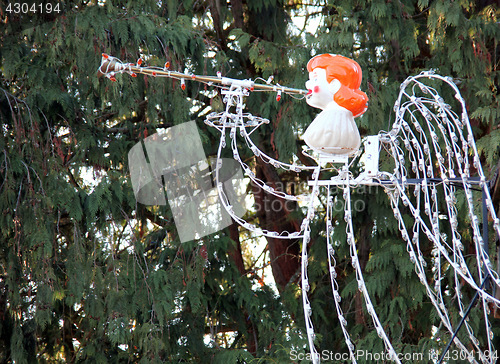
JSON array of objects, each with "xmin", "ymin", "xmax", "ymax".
[{"xmin": 99, "ymin": 53, "xmax": 500, "ymax": 364}]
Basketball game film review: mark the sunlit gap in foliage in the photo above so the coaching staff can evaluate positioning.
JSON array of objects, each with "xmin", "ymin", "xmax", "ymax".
[{"xmin": 288, "ymin": 4, "xmax": 323, "ymax": 39}]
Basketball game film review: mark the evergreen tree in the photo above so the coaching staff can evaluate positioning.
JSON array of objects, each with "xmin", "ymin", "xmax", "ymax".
[{"xmin": 0, "ymin": 0, "xmax": 498, "ymax": 363}]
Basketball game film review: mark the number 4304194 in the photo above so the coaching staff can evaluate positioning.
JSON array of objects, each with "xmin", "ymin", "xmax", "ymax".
[{"xmin": 6, "ymin": 3, "xmax": 61, "ymax": 14}]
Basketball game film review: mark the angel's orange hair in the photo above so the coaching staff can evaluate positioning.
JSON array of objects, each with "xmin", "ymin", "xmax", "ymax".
[{"xmin": 307, "ymin": 54, "xmax": 368, "ymax": 117}]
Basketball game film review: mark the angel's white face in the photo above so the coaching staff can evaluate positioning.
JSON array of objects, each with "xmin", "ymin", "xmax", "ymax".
[{"xmin": 305, "ymin": 68, "xmax": 341, "ymax": 110}]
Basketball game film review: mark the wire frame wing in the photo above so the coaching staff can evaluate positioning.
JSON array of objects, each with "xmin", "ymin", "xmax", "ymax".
[{"xmin": 380, "ymin": 72, "xmax": 500, "ymax": 362}]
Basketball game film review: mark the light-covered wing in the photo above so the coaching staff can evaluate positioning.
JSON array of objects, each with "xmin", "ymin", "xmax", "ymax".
[{"xmin": 379, "ymin": 71, "xmax": 499, "ymax": 362}]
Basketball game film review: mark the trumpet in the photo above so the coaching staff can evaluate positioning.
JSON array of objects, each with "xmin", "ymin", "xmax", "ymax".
[{"xmin": 98, "ymin": 53, "xmax": 307, "ymax": 97}]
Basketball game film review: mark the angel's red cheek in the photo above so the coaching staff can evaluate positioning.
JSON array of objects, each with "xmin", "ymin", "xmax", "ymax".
[{"xmin": 313, "ymin": 86, "xmax": 320, "ymax": 93}]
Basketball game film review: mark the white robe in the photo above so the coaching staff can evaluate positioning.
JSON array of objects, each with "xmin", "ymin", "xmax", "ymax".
[{"xmin": 303, "ymin": 102, "xmax": 360, "ymax": 155}]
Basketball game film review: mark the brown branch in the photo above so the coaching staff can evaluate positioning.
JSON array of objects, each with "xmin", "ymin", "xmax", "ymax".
[
  {"xmin": 228, "ymin": 221, "xmax": 246, "ymax": 275},
  {"xmin": 204, "ymin": 323, "xmax": 239, "ymax": 335},
  {"xmin": 296, "ymin": 141, "xmax": 317, "ymax": 167},
  {"xmin": 230, "ymin": 0, "xmax": 244, "ymax": 29},
  {"xmin": 104, "ymin": 123, "xmax": 173, "ymax": 133},
  {"xmin": 209, "ymin": 0, "xmax": 228, "ymax": 52},
  {"xmin": 67, "ymin": 169, "xmax": 82, "ymax": 191}
]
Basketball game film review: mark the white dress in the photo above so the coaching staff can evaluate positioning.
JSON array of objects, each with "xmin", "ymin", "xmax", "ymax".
[{"xmin": 303, "ymin": 102, "xmax": 360, "ymax": 155}]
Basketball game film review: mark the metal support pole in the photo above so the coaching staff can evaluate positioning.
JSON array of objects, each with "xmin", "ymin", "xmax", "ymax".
[
  {"xmin": 436, "ymin": 275, "xmax": 490, "ymax": 364},
  {"xmin": 483, "ymin": 182, "xmax": 490, "ymax": 291},
  {"xmin": 437, "ymin": 181, "xmax": 491, "ymax": 364}
]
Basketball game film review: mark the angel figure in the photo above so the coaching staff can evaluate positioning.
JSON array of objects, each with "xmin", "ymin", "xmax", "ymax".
[{"xmin": 303, "ymin": 54, "xmax": 368, "ymax": 156}]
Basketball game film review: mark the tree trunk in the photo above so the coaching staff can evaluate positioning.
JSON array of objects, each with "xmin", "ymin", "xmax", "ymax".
[
  {"xmin": 228, "ymin": 221, "xmax": 259, "ymax": 354},
  {"xmin": 251, "ymin": 159, "xmax": 301, "ymax": 292}
]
